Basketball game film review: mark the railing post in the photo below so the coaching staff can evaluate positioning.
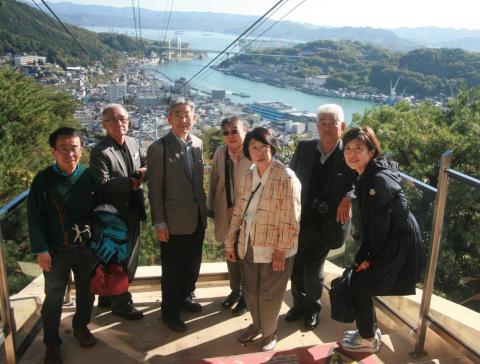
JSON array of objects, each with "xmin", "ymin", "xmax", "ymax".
[
  {"xmin": 413, "ymin": 150, "xmax": 452, "ymax": 357},
  {"xmin": 0, "ymin": 226, "xmax": 17, "ymax": 364}
]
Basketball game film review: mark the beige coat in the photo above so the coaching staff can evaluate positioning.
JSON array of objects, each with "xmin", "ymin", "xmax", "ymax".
[
  {"xmin": 225, "ymin": 160, "xmax": 301, "ymax": 263},
  {"xmin": 207, "ymin": 144, "xmax": 252, "ymax": 243}
]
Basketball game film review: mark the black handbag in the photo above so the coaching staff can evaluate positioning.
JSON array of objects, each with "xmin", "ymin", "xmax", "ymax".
[{"xmin": 329, "ymin": 265, "xmax": 355, "ymax": 323}]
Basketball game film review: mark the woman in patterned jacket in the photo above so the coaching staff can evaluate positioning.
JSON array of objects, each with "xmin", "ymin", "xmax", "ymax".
[{"xmin": 224, "ymin": 127, "xmax": 301, "ymax": 352}]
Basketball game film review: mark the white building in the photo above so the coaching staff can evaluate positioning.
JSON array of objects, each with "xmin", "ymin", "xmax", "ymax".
[
  {"xmin": 307, "ymin": 121, "xmax": 319, "ymax": 138},
  {"xmin": 14, "ymin": 55, "xmax": 47, "ymax": 66},
  {"xmin": 304, "ymin": 75, "xmax": 328, "ymax": 89},
  {"xmin": 107, "ymin": 82, "xmax": 127, "ymax": 102}
]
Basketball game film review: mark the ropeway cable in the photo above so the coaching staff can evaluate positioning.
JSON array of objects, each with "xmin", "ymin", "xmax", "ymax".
[
  {"xmin": 182, "ymin": 0, "xmax": 287, "ymax": 91},
  {"xmin": 38, "ymin": 0, "xmax": 101, "ymax": 65}
]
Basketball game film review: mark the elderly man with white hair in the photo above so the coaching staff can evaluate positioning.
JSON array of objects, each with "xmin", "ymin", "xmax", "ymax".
[{"xmin": 285, "ymin": 104, "xmax": 356, "ymax": 330}]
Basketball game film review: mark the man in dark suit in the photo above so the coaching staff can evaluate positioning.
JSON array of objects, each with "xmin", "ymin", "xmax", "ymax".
[
  {"xmin": 147, "ymin": 98, "xmax": 207, "ymax": 332},
  {"xmin": 286, "ymin": 104, "xmax": 356, "ymax": 330},
  {"xmin": 90, "ymin": 104, "xmax": 147, "ymax": 320}
]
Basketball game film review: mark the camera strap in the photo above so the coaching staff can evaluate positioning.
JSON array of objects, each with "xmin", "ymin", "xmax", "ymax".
[{"xmin": 224, "ymin": 149, "xmax": 234, "ymax": 209}]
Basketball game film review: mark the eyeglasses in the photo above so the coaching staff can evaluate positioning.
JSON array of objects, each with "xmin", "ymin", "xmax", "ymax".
[
  {"xmin": 222, "ymin": 129, "xmax": 239, "ymax": 136},
  {"xmin": 56, "ymin": 147, "xmax": 82, "ymax": 155},
  {"xmin": 318, "ymin": 122, "xmax": 340, "ymax": 129},
  {"xmin": 248, "ymin": 144, "xmax": 270, "ymax": 152},
  {"xmin": 104, "ymin": 116, "xmax": 129, "ymax": 124}
]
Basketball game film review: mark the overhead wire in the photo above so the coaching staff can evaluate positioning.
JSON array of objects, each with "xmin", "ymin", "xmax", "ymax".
[
  {"xmin": 189, "ymin": 0, "xmax": 308, "ymax": 90},
  {"xmin": 137, "ymin": 0, "xmax": 143, "ymax": 46},
  {"xmin": 182, "ymin": 0, "xmax": 287, "ymax": 90},
  {"xmin": 161, "ymin": 0, "xmax": 175, "ymax": 48},
  {"xmin": 243, "ymin": 0, "xmax": 307, "ymax": 51},
  {"xmin": 188, "ymin": 0, "xmax": 290, "ymax": 89},
  {"xmin": 38, "ymin": 0, "xmax": 101, "ymax": 65},
  {"xmin": 131, "ymin": 0, "xmax": 139, "ymax": 47}
]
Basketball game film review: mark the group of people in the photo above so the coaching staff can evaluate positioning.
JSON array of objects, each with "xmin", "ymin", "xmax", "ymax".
[{"xmin": 27, "ymin": 99, "xmax": 422, "ymax": 364}]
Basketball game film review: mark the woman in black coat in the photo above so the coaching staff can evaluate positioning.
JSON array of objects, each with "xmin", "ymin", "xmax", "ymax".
[{"xmin": 339, "ymin": 126, "xmax": 422, "ymax": 353}]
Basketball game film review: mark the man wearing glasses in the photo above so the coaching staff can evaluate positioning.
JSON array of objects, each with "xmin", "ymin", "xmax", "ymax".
[
  {"xmin": 28, "ymin": 127, "xmax": 99, "ymax": 364},
  {"xmin": 90, "ymin": 104, "xmax": 147, "ymax": 320},
  {"xmin": 207, "ymin": 116, "xmax": 252, "ymax": 316},
  {"xmin": 285, "ymin": 104, "xmax": 356, "ymax": 330},
  {"xmin": 148, "ymin": 98, "xmax": 207, "ymax": 332}
]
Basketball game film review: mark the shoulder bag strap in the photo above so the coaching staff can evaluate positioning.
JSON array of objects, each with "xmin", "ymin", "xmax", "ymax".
[{"xmin": 224, "ymin": 149, "xmax": 234, "ymax": 209}]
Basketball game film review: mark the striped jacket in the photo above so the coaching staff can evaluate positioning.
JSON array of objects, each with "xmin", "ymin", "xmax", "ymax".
[{"xmin": 225, "ymin": 159, "xmax": 301, "ymax": 263}]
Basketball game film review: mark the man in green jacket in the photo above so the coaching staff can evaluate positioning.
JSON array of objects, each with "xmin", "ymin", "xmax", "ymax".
[{"xmin": 28, "ymin": 127, "xmax": 99, "ymax": 364}]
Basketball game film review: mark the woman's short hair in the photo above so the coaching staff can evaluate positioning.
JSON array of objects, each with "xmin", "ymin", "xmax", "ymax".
[
  {"xmin": 317, "ymin": 104, "xmax": 344, "ymax": 123},
  {"xmin": 342, "ymin": 126, "xmax": 381, "ymax": 158},
  {"xmin": 243, "ymin": 127, "xmax": 277, "ymax": 160}
]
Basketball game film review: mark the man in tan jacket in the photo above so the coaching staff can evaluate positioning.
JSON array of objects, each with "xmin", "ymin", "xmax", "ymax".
[{"xmin": 207, "ymin": 116, "xmax": 252, "ymax": 316}]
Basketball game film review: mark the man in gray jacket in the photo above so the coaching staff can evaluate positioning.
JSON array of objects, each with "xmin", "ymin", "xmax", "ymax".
[
  {"xmin": 148, "ymin": 98, "xmax": 207, "ymax": 332},
  {"xmin": 90, "ymin": 104, "xmax": 146, "ymax": 320}
]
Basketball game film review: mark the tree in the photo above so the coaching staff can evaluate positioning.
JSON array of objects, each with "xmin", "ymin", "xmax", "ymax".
[
  {"xmin": 0, "ymin": 67, "xmax": 79, "ymax": 203},
  {"xmin": 352, "ymin": 88, "xmax": 480, "ymax": 309}
]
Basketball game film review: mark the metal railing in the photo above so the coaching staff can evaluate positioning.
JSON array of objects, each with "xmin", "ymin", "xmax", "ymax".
[
  {"xmin": 0, "ymin": 190, "xmax": 30, "ymax": 364},
  {"xmin": 0, "ymin": 152, "xmax": 479, "ymax": 363},
  {"xmin": 413, "ymin": 151, "xmax": 480, "ymax": 362}
]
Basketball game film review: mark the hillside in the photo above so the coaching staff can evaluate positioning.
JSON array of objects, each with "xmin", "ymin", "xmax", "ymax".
[
  {"xmin": 220, "ymin": 40, "xmax": 480, "ymax": 99},
  {"xmin": 26, "ymin": 1, "xmax": 418, "ymax": 51},
  {"xmin": 0, "ymin": 0, "xmax": 154, "ymax": 67}
]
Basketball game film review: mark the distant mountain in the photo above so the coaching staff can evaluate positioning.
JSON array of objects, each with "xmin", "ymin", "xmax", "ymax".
[
  {"xmin": 392, "ymin": 27, "xmax": 480, "ymax": 51},
  {"xmin": 434, "ymin": 37, "xmax": 480, "ymax": 52},
  {"xmin": 23, "ymin": 1, "xmax": 419, "ymax": 51},
  {"xmin": 220, "ymin": 39, "xmax": 480, "ymax": 99}
]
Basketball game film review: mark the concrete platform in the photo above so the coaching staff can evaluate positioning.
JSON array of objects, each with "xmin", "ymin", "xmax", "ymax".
[{"xmin": 17, "ymin": 280, "xmax": 472, "ymax": 364}]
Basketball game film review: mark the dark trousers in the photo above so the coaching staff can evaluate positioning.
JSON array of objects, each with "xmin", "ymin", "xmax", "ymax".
[
  {"xmin": 290, "ymin": 242, "xmax": 330, "ymax": 314},
  {"xmin": 110, "ymin": 218, "xmax": 141, "ymax": 311},
  {"xmin": 226, "ymin": 259, "xmax": 242, "ymax": 294},
  {"xmin": 42, "ymin": 246, "xmax": 95, "ymax": 346},
  {"xmin": 350, "ymin": 273, "xmax": 377, "ymax": 339},
  {"xmin": 160, "ymin": 219, "xmax": 205, "ymax": 318}
]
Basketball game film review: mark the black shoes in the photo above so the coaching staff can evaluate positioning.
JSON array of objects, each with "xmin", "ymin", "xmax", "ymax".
[
  {"xmin": 112, "ymin": 302, "xmax": 144, "ymax": 320},
  {"xmin": 44, "ymin": 345, "xmax": 62, "ymax": 364},
  {"xmin": 73, "ymin": 326, "xmax": 97, "ymax": 348},
  {"xmin": 221, "ymin": 291, "xmax": 241, "ymax": 309},
  {"xmin": 285, "ymin": 306, "xmax": 304, "ymax": 322},
  {"xmin": 232, "ymin": 297, "xmax": 248, "ymax": 316},
  {"xmin": 97, "ymin": 296, "xmax": 112, "ymax": 308},
  {"xmin": 304, "ymin": 311, "xmax": 320, "ymax": 330},
  {"xmin": 162, "ymin": 315, "xmax": 188, "ymax": 332},
  {"xmin": 181, "ymin": 298, "xmax": 203, "ymax": 313}
]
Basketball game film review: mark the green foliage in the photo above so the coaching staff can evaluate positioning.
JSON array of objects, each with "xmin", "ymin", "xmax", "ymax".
[
  {"xmin": 352, "ymin": 87, "xmax": 480, "ymax": 307},
  {"xmin": 0, "ymin": 67, "xmax": 79, "ymax": 204},
  {"xmin": 221, "ymin": 39, "xmax": 480, "ymax": 99},
  {"xmin": 0, "ymin": 0, "xmax": 122, "ymax": 67},
  {"xmin": 201, "ymin": 127, "xmax": 223, "ymax": 161}
]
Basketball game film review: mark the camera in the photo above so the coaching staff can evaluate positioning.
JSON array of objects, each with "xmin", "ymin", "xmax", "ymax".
[
  {"xmin": 311, "ymin": 198, "xmax": 329, "ymax": 214},
  {"xmin": 131, "ymin": 171, "xmax": 142, "ymax": 180}
]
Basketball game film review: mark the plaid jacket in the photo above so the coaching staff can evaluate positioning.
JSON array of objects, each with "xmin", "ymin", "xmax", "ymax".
[{"xmin": 225, "ymin": 160, "xmax": 301, "ymax": 263}]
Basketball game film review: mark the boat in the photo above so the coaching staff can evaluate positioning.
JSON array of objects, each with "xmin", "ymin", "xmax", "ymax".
[{"xmin": 232, "ymin": 92, "xmax": 250, "ymax": 98}]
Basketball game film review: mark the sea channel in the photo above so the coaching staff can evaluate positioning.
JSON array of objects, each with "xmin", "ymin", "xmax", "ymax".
[{"xmin": 88, "ymin": 27, "xmax": 374, "ymax": 122}]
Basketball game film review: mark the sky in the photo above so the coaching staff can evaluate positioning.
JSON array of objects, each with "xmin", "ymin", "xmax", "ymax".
[{"xmin": 44, "ymin": 0, "xmax": 480, "ymax": 30}]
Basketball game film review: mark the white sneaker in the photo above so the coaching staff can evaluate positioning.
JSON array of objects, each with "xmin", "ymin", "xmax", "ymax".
[
  {"xmin": 344, "ymin": 328, "xmax": 382, "ymax": 342},
  {"xmin": 340, "ymin": 334, "xmax": 380, "ymax": 353},
  {"xmin": 261, "ymin": 333, "xmax": 277, "ymax": 352}
]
